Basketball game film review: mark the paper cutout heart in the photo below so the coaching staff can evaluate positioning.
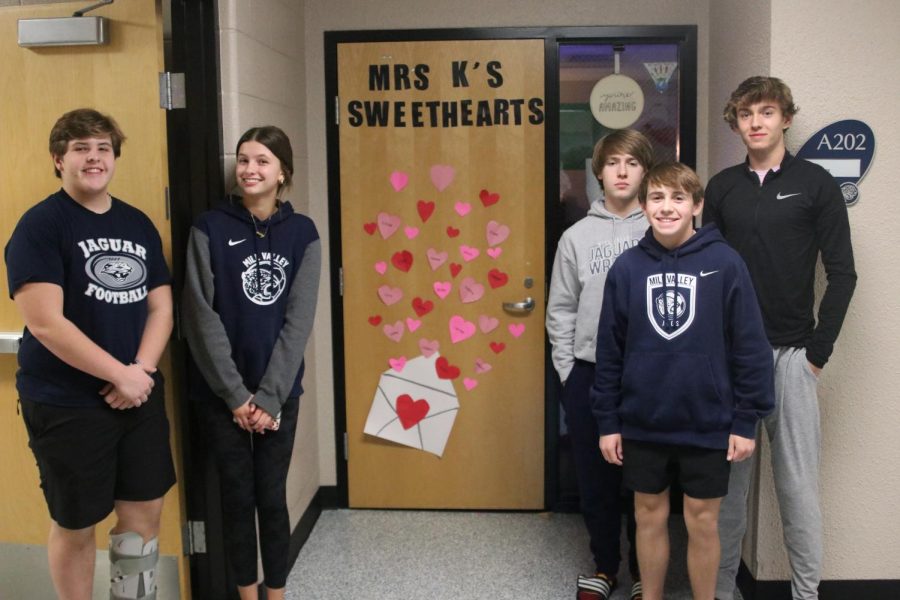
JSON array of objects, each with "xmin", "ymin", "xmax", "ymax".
[
  {"xmin": 486, "ymin": 220, "xmax": 510, "ymax": 246},
  {"xmin": 389, "ymin": 356, "xmax": 407, "ymax": 372},
  {"xmin": 479, "ymin": 189, "xmax": 501, "ymax": 207},
  {"xmin": 426, "ymin": 248, "xmax": 448, "ymax": 271},
  {"xmin": 449, "ymin": 262, "xmax": 462, "ymax": 278},
  {"xmin": 459, "ymin": 245, "xmax": 480, "ymax": 262},
  {"xmin": 454, "ymin": 202, "xmax": 472, "ymax": 217},
  {"xmin": 368, "ymin": 315, "xmax": 382, "ymax": 326},
  {"xmin": 411, "ymin": 297, "xmax": 434, "ymax": 317},
  {"xmin": 417, "ymin": 200, "xmax": 435, "ymax": 223},
  {"xmin": 374, "ymin": 261, "xmax": 388, "ymax": 275},
  {"xmin": 486, "ymin": 247, "xmax": 503, "ymax": 259},
  {"xmin": 489, "ymin": 341, "xmax": 506, "ymax": 354},
  {"xmin": 363, "ymin": 222, "xmax": 377, "ymax": 235},
  {"xmin": 383, "ymin": 321, "xmax": 405, "ymax": 342},
  {"xmin": 435, "ymin": 356, "xmax": 461, "ymax": 380},
  {"xmin": 474, "ymin": 358, "xmax": 493, "ymax": 373},
  {"xmin": 487, "ymin": 268, "xmax": 509, "ymax": 289},
  {"xmin": 433, "ymin": 281, "xmax": 452, "ymax": 299},
  {"xmin": 418, "ymin": 338, "xmax": 439, "ymax": 358},
  {"xmin": 478, "ymin": 315, "xmax": 499, "ymax": 333},
  {"xmin": 446, "ymin": 226, "xmax": 460, "ymax": 238},
  {"xmin": 404, "ymin": 226, "xmax": 420, "ymax": 239},
  {"xmin": 508, "ymin": 323, "xmax": 526, "ymax": 338},
  {"xmin": 459, "ymin": 277, "xmax": 485, "ymax": 303},
  {"xmin": 406, "ymin": 317, "xmax": 422, "ymax": 332},
  {"xmin": 430, "ymin": 165, "xmax": 455, "ymax": 192},
  {"xmin": 449, "ymin": 315, "xmax": 476, "ymax": 343},
  {"xmin": 390, "ymin": 171, "xmax": 409, "ymax": 192},
  {"xmin": 396, "ymin": 394, "xmax": 429, "ymax": 429},
  {"xmin": 377, "ymin": 285, "xmax": 403, "ymax": 305},
  {"xmin": 463, "ymin": 378, "xmax": 478, "ymax": 391},
  {"xmin": 377, "ymin": 212, "xmax": 401, "ymax": 239},
  {"xmin": 391, "ymin": 250, "xmax": 413, "ymax": 272}
]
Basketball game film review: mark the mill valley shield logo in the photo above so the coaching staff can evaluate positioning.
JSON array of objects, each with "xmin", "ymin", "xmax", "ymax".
[{"xmin": 646, "ymin": 273, "xmax": 696, "ymax": 340}]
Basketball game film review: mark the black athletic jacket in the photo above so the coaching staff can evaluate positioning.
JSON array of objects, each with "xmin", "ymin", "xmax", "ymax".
[{"xmin": 703, "ymin": 152, "xmax": 856, "ymax": 368}]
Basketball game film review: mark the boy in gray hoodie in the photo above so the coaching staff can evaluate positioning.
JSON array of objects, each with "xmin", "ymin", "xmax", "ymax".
[{"xmin": 547, "ymin": 129, "xmax": 654, "ymax": 600}]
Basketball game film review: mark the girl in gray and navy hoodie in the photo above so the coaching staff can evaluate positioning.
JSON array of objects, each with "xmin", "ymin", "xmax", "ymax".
[{"xmin": 183, "ymin": 126, "xmax": 320, "ymax": 599}]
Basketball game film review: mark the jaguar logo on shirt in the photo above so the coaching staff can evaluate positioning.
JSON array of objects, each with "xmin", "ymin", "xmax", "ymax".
[
  {"xmin": 78, "ymin": 237, "xmax": 149, "ymax": 305},
  {"xmin": 241, "ymin": 252, "xmax": 290, "ymax": 306},
  {"xmin": 646, "ymin": 272, "xmax": 696, "ymax": 340}
]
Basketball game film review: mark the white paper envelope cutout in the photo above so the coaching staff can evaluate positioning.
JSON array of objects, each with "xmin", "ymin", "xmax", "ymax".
[{"xmin": 363, "ymin": 354, "xmax": 459, "ymax": 457}]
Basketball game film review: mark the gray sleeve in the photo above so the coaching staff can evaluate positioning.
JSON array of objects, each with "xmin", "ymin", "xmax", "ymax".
[
  {"xmin": 252, "ymin": 240, "xmax": 321, "ymax": 417},
  {"xmin": 181, "ymin": 227, "xmax": 252, "ymax": 411}
]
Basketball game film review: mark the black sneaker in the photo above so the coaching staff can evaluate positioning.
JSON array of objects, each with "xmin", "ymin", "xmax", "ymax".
[{"xmin": 576, "ymin": 572, "xmax": 617, "ymax": 600}]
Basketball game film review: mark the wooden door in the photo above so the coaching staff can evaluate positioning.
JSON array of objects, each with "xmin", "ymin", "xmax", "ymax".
[
  {"xmin": 0, "ymin": 1, "xmax": 188, "ymax": 596},
  {"xmin": 337, "ymin": 39, "xmax": 546, "ymax": 508}
]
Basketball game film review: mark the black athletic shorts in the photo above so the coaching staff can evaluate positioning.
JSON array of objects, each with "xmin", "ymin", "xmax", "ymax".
[
  {"xmin": 20, "ymin": 374, "xmax": 176, "ymax": 530},
  {"xmin": 622, "ymin": 439, "xmax": 730, "ymax": 499}
]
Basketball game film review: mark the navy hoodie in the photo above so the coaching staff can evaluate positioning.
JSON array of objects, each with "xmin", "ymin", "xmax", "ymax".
[
  {"xmin": 590, "ymin": 224, "xmax": 774, "ymax": 449},
  {"xmin": 182, "ymin": 197, "xmax": 321, "ymax": 418}
]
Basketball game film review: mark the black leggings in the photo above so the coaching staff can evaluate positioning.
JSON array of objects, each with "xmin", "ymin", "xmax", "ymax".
[{"xmin": 203, "ymin": 394, "xmax": 300, "ymax": 588}]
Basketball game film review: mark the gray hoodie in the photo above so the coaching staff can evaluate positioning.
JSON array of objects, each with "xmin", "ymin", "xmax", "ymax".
[{"xmin": 546, "ymin": 200, "xmax": 647, "ymax": 382}]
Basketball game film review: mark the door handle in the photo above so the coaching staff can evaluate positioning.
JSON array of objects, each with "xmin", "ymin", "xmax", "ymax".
[{"xmin": 502, "ymin": 297, "xmax": 535, "ymax": 314}]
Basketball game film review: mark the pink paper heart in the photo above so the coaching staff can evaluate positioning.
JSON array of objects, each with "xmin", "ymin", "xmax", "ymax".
[
  {"xmin": 478, "ymin": 315, "xmax": 499, "ymax": 333},
  {"xmin": 406, "ymin": 317, "xmax": 422, "ymax": 332},
  {"xmin": 430, "ymin": 164, "xmax": 455, "ymax": 192},
  {"xmin": 418, "ymin": 338, "xmax": 440, "ymax": 358},
  {"xmin": 459, "ymin": 277, "xmax": 485, "ymax": 303},
  {"xmin": 486, "ymin": 247, "xmax": 503, "ymax": 259},
  {"xmin": 474, "ymin": 358, "xmax": 493, "ymax": 373},
  {"xmin": 449, "ymin": 315, "xmax": 476, "ymax": 343},
  {"xmin": 433, "ymin": 281, "xmax": 452, "ymax": 299},
  {"xmin": 486, "ymin": 220, "xmax": 510, "ymax": 246},
  {"xmin": 389, "ymin": 171, "xmax": 409, "ymax": 192},
  {"xmin": 389, "ymin": 356, "xmax": 407, "ymax": 372},
  {"xmin": 404, "ymin": 226, "xmax": 419, "ymax": 239},
  {"xmin": 377, "ymin": 285, "xmax": 403, "ymax": 305},
  {"xmin": 383, "ymin": 321, "xmax": 404, "ymax": 342},
  {"xmin": 508, "ymin": 323, "xmax": 526, "ymax": 338},
  {"xmin": 426, "ymin": 248, "xmax": 448, "ymax": 271},
  {"xmin": 454, "ymin": 201, "xmax": 472, "ymax": 216},
  {"xmin": 374, "ymin": 261, "xmax": 387, "ymax": 275},
  {"xmin": 463, "ymin": 377, "xmax": 478, "ymax": 391},
  {"xmin": 377, "ymin": 212, "xmax": 401, "ymax": 239},
  {"xmin": 459, "ymin": 245, "xmax": 480, "ymax": 262}
]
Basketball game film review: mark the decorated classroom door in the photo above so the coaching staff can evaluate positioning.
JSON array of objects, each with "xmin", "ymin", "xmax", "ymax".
[{"xmin": 338, "ymin": 39, "xmax": 546, "ymax": 508}]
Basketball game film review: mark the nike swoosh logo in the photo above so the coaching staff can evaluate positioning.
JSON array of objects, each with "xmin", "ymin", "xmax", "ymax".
[
  {"xmin": 776, "ymin": 192, "xmax": 801, "ymax": 200},
  {"xmin": 228, "ymin": 238, "xmax": 247, "ymax": 246},
  {"xmin": 700, "ymin": 270, "xmax": 719, "ymax": 277}
]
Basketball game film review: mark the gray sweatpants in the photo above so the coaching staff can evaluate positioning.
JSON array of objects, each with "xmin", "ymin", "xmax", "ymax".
[{"xmin": 716, "ymin": 346, "xmax": 823, "ymax": 600}]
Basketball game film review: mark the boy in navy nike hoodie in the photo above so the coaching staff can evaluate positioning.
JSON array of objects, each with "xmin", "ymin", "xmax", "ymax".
[{"xmin": 591, "ymin": 162, "xmax": 774, "ymax": 600}]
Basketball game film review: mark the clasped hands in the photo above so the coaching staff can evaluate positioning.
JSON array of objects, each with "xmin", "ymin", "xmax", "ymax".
[
  {"xmin": 232, "ymin": 396, "xmax": 277, "ymax": 434},
  {"xmin": 100, "ymin": 362, "xmax": 155, "ymax": 410}
]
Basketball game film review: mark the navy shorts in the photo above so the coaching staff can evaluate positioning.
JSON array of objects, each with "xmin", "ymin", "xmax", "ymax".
[
  {"xmin": 20, "ymin": 375, "xmax": 176, "ymax": 530},
  {"xmin": 622, "ymin": 439, "xmax": 730, "ymax": 499}
]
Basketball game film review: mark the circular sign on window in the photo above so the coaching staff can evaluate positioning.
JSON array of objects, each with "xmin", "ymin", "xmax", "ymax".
[{"xmin": 589, "ymin": 74, "xmax": 645, "ymax": 129}]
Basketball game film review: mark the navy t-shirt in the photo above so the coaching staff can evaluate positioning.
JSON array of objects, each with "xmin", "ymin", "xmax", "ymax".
[{"xmin": 5, "ymin": 189, "xmax": 171, "ymax": 406}]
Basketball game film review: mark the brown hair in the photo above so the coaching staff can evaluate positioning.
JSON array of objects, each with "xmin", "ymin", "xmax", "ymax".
[
  {"xmin": 723, "ymin": 76, "xmax": 798, "ymax": 129},
  {"xmin": 236, "ymin": 125, "xmax": 294, "ymax": 191},
  {"xmin": 49, "ymin": 108, "xmax": 125, "ymax": 178},
  {"xmin": 639, "ymin": 161, "xmax": 704, "ymax": 205},
  {"xmin": 590, "ymin": 128, "xmax": 654, "ymax": 184}
]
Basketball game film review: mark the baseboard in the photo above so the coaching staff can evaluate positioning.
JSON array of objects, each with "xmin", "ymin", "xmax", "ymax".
[
  {"xmin": 287, "ymin": 494, "xmax": 323, "ymax": 569},
  {"xmin": 315, "ymin": 485, "xmax": 342, "ymax": 508},
  {"xmin": 737, "ymin": 561, "xmax": 900, "ymax": 599}
]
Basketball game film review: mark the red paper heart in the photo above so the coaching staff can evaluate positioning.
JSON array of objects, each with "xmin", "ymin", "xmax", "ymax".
[
  {"xmin": 487, "ymin": 268, "xmax": 509, "ymax": 289},
  {"xmin": 435, "ymin": 356, "xmax": 461, "ymax": 380},
  {"xmin": 396, "ymin": 394, "xmax": 430, "ymax": 430},
  {"xmin": 368, "ymin": 315, "xmax": 382, "ymax": 326},
  {"xmin": 391, "ymin": 250, "xmax": 413, "ymax": 272},
  {"xmin": 412, "ymin": 297, "xmax": 434, "ymax": 317},
  {"xmin": 449, "ymin": 262, "xmax": 462, "ymax": 278},
  {"xmin": 489, "ymin": 341, "xmax": 506, "ymax": 354},
  {"xmin": 417, "ymin": 200, "xmax": 436, "ymax": 222},
  {"xmin": 479, "ymin": 189, "xmax": 500, "ymax": 207},
  {"xmin": 363, "ymin": 222, "xmax": 377, "ymax": 235},
  {"xmin": 446, "ymin": 226, "xmax": 460, "ymax": 238}
]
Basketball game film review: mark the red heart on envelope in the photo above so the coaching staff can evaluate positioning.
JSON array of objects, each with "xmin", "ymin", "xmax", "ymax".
[
  {"xmin": 368, "ymin": 315, "xmax": 382, "ymax": 326},
  {"xmin": 479, "ymin": 189, "xmax": 501, "ymax": 207},
  {"xmin": 488, "ymin": 268, "xmax": 509, "ymax": 289},
  {"xmin": 412, "ymin": 297, "xmax": 434, "ymax": 317},
  {"xmin": 396, "ymin": 394, "xmax": 430, "ymax": 430},
  {"xmin": 435, "ymin": 356, "xmax": 461, "ymax": 380},
  {"xmin": 490, "ymin": 341, "xmax": 506, "ymax": 354},
  {"xmin": 391, "ymin": 250, "xmax": 413, "ymax": 272},
  {"xmin": 363, "ymin": 222, "xmax": 377, "ymax": 235},
  {"xmin": 417, "ymin": 200, "xmax": 435, "ymax": 222},
  {"xmin": 446, "ymin": 226, "xmax": 460, "ymax": 238},
  {"xmin": 449, "ymin": 262, "xmax": 462, "ymax": 278}
]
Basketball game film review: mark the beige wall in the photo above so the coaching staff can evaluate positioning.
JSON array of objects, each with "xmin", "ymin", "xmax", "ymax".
[{"xmin": 217, "ymin": 0, "xmax": 320, "ymax": 528}]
